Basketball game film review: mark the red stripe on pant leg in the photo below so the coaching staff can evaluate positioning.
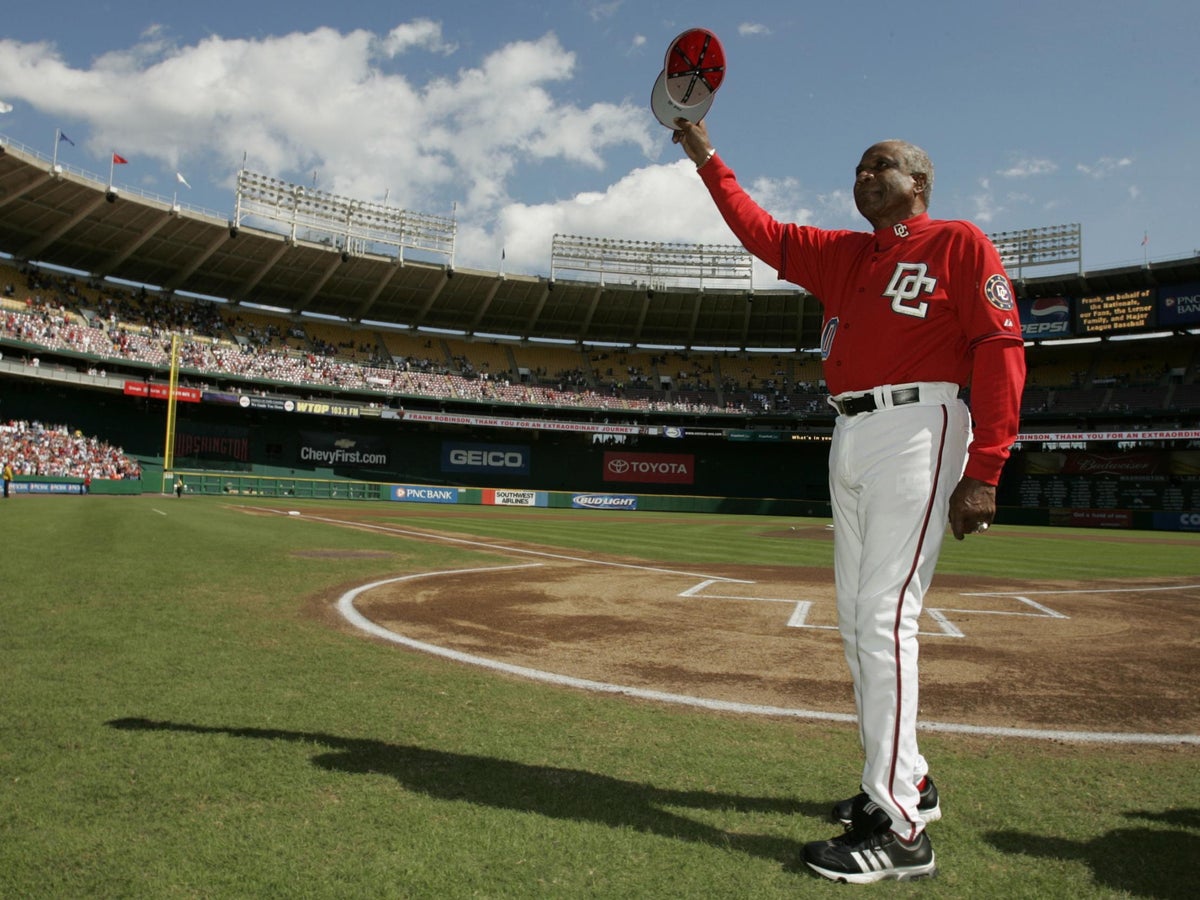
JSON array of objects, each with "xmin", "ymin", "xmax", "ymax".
[{"xmin": 886, "ymin": 405, "xmax": 948, "ymax": 840}]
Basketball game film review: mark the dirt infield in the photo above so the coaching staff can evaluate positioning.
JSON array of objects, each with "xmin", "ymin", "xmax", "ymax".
[{"xmin": 293, "ymin": 509, "xmax": 1200, "ymax": 738}]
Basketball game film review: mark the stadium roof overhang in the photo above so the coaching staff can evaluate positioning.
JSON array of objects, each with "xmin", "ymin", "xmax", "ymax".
[{"xmin": 0, "ymin": 141, "xmax": 824, "ymax": 351}]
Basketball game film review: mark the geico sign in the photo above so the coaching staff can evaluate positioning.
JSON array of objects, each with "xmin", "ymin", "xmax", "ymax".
[
  {"xmin": 450, "ymin": 448, "xmax": 526, "ymax": 468},
  {"xmin": 1181, "ymin": 513, "xmax": 1200, "ymax": 528},
  {"xmin": 603, "ymin": 452, "xmax": 694, "ymax": 484}
]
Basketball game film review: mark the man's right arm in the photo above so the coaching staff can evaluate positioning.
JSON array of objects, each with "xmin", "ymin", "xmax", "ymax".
[
  {"xmin": 672, "ymin": 118, "xmax": 791, "ymax": 277},
  {"xmin": 697, "ymin": 154, "xmax": 789, "ymax": 276}
]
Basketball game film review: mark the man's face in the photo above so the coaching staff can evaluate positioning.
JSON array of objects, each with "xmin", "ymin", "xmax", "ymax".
[{"xmin": 853, "ymin": 142, "xmax": 925, "ymax": 228}]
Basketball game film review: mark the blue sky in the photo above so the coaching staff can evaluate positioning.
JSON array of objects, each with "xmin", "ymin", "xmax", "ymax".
[{"xmin": 0, "ymin": 1, "xmax": 1196, "ymax": 287}]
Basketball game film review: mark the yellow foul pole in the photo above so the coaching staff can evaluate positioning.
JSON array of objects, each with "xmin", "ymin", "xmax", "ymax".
[{"xmin": 163, "ymin": 333, "xmax": 181, "ymax": 474}]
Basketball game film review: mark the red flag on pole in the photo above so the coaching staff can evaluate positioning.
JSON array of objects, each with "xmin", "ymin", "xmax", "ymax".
[{"xmin": 112, "ymin": 153, "xmax": 128, "ymax": 165}]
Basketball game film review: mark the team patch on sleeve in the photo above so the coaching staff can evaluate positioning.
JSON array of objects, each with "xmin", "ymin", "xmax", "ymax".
[{"xmin": 983, "ymin": 273, "xmax": 1015, "ymax": 310}]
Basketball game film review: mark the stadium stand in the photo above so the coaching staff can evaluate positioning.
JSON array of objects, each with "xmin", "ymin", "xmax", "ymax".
[
  {"xmin": 1, "ymin": 419, "xmax": 141, "ymax": 481},
  {"xmin": 1, "ymin": 137, "xmax": 1199, "ymax": 436},
  {"xmin": 445, "ymin": 338, "xmax": 516, "ymax": 382}
]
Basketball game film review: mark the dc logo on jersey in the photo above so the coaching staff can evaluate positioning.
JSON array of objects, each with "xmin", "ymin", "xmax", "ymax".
[
  {"xmin": 820, "ymin": 317, "xmax": 839, "ymax": 360},
  {"xmin": 884, "ymin": 262, "xmax": 937, "ymax": 318},
  {"xmin": 984, "ymin": 274, "xmax": 1015, "ymax": 310}
]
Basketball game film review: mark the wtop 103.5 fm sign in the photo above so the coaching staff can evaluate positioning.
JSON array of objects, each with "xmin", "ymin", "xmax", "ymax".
[{"xmin": 441, "ymin": 441, "xmax": 531, "ymax": 475}]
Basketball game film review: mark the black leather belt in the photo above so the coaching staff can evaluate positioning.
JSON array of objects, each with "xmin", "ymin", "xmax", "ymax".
[{"xmin": 832, "ymin": 386, "xmax": 921, "ymax": 416}]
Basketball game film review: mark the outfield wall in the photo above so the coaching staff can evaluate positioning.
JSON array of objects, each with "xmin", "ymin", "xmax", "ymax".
[{"xmin": 3, "ymin": 373, "xmax": 1197, "ymax": 531}]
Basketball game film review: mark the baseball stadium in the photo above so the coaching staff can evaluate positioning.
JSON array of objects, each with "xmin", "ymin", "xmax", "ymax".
[{"xmin": 1, "ymin": 130, "xmax": 1197, "ymax": 898}]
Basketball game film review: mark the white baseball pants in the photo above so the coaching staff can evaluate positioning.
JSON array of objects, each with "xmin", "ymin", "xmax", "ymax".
[{"xmin": 827, "ymin": 382, "xmax": 970, "ymax": 840}]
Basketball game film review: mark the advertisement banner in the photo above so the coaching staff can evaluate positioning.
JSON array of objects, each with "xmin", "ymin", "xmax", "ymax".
[
  {"xmin": 9, "ymin": 481, "xmax": 85, "ymax": 494},
  {"xmin": 1158, "ymin": 281, "xmax": 1200, "ymax": 327},
  {"xmin": 298, "ymin": 432, "xmax": 390, "ymax": 468},
  {"xmin": 292, "ymin": 399, "xmax": 362, "ymax": 418},
  {"xmin": 1021, "ymin": 451, "xmax": 1167, "ymax": 476},
  {"xmin": 404, "ymin": 409, "xmax": 642, "ymax": 435},
  {"xmin": 442, "ymin": 441, "xmax": 530, "ymax": 475},
  {"xmin": 1048, "ymin": 508, "xmax": 1133, "ymax": 528},
  {"xmin": 123, "ymin": 381, "xmax": 202, "ymax": 402},
  {"xmin": 572, "ymin": 494, "xmax": 639, "ymax": 510},
  {"xmin": 1018, "ymin": 295, "xmax": 1072, "ymax": 339},
  {"xmin": 1152, "ymin": 511, "xmax": 1200, "ymax": 532},
  {"xmin": 175, "ymin": 425, "xmax": 250, "ymax": 463},
  {"xmin": 481, "ymin": 489, "xmax": 547, "ymax": 507},
  {"xmin": 390, "ymin": 485, "xmax": 459, "ymax": 504},
  {"xmin": 602, "ymin": 452, "xmax": 694, "ymax": 484},
  {"xmin": 238, "ymin": 395, "xmax": 294, "ymax": 412}
]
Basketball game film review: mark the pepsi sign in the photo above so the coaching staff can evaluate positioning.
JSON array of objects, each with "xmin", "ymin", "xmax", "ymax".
[{"xmin": 1019, "ymin": 295, "xmax": 1071, "ymax": 338}]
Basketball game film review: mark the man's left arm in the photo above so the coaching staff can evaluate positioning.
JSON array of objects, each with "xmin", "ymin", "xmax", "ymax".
[{"xmin": 949, "ymin": 339, "xmax": 1026, "ymax": 539}]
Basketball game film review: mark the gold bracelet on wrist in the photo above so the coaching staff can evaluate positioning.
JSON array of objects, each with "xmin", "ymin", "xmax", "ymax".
[{"xmin": 697, "ymin": 148, "xmax": 716, "ymax": 169}]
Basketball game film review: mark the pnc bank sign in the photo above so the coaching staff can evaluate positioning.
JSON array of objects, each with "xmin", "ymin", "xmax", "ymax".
[{"xmin": 603, "ymin": 451, "xmax": 695, "ymax": 485}]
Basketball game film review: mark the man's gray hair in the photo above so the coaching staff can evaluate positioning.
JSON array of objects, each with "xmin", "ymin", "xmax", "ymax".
[{"xmin": 887, "ymin": 140, "xmax": 935, "ymax": 204}]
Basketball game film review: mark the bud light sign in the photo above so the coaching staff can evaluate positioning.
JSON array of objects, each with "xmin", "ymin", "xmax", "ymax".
[{"xmin": 572, "ymin": 494, "xmax": 639, "ymax": 510}]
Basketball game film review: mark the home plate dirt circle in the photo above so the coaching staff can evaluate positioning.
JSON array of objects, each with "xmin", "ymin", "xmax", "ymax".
[{"xmin": 337, "ymin": 548, "xmax": 1200, "ymax": 744}]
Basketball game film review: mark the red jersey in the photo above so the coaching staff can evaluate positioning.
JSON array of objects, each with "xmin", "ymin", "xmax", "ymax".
[{"xmin": 699, "ymin": 154, "xmax": 1025, "ymax": 483}]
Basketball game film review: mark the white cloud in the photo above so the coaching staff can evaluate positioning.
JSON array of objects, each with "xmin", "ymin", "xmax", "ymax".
[
  {"xmin": 588, "ymin": 1, "xmax": 624, "ymax": 22},
  {"xmin": 1076, "ymin": 156, "xmax": 1133, "ymax": 179},
  {"xmin": 0, "ymin": 23, "xmax": 662, "ymax": 274},
  {"xmin": 998, "ymin": 156, "xmax": 1057, "ymax": 178},
  {"xmin": 971, "ymin": 177, "xmax": 1000, "ymax": 224},
  {"xmin": 738, "ymin": 23, "xmax": 772, "ymax": 37},
  {"xmin": 491, "ymin": 159, "xmax": 733, "ymax": 269},
  {"xmin": 377, "ymin": 19, "xmax": 457, "ymax": 57}
]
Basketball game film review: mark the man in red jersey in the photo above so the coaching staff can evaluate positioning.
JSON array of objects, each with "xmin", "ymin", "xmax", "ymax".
[{"xmin": 674, "ymin": 119, "xmax": 1025, "ymax": 884}]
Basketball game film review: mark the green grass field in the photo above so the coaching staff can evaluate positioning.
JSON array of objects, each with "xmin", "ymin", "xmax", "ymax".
[{"xmin": 1, "ymin": 496, "xmax": 1196, "ymax": 898}]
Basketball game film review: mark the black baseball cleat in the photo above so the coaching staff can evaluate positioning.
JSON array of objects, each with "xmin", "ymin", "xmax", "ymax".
[
  {"xmin": 831, "ymin": 775, "xmax": 941, "ymax": 826},
  {"xmin": 805, "ymin": 797, "xmax": 937, "ymax": 884}
]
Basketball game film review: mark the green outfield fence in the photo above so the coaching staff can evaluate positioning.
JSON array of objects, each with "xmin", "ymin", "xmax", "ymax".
[
  {"xmin": 12, "ymin": 464, "xmax": 1188, "ymax": 531},
  {"xmin": 156, "ymin": 467, "xmax": 833, "ymax": 518}
]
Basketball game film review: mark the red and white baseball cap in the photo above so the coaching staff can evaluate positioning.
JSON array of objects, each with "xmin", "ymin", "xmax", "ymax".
[{"xmin": 650, "ymin": 27, "xmax": 726, "ymax": 128}]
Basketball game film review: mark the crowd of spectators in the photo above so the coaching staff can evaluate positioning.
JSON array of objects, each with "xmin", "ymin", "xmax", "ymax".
[
  {"xmin": 0, "ymin": 419, "xmax": 142, "ymax": 481},
  {"xmin": 1, "ymin": 293, "xmax": 749, "ymax": 416},
  {"xmin": 0, "ymin": 262, "xmax": 860, "ymax": 416}
]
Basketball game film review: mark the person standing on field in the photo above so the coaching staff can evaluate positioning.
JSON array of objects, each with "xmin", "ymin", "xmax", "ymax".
[{"xmin": 673, "ymin": 117, "xmax": 1025, "ymax": 883}]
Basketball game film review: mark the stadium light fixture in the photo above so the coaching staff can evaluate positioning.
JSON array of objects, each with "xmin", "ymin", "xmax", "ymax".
[
  {"xmin": 987, "ymin": 223, "xmax": 1082, "ymax": 278},
  {"xmin": 550, "ymin": 233, "xmax": 753, "ymax": 290},
  {"xmin": 233, "ymin": 168, "xmax": 456, "ymax": 264}
]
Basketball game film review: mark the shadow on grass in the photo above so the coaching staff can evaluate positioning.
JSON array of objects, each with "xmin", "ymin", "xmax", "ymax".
[
  {"xmin": 108, "ymin": 717, "xmax": 831, "ymax": 870},
  {"xmin": 986, "ymin": 810, "xmax": 1200, "ymax": 900}
]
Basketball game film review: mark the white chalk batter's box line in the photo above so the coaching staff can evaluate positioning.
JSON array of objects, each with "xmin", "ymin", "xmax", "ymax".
[
  {"xmin": 683, "ymin": 580, "xmax": 1200, "ymax": 639},
  {"xmin": 681, "ymin": 578, "xmax": 1071, "ymax": 639}
]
